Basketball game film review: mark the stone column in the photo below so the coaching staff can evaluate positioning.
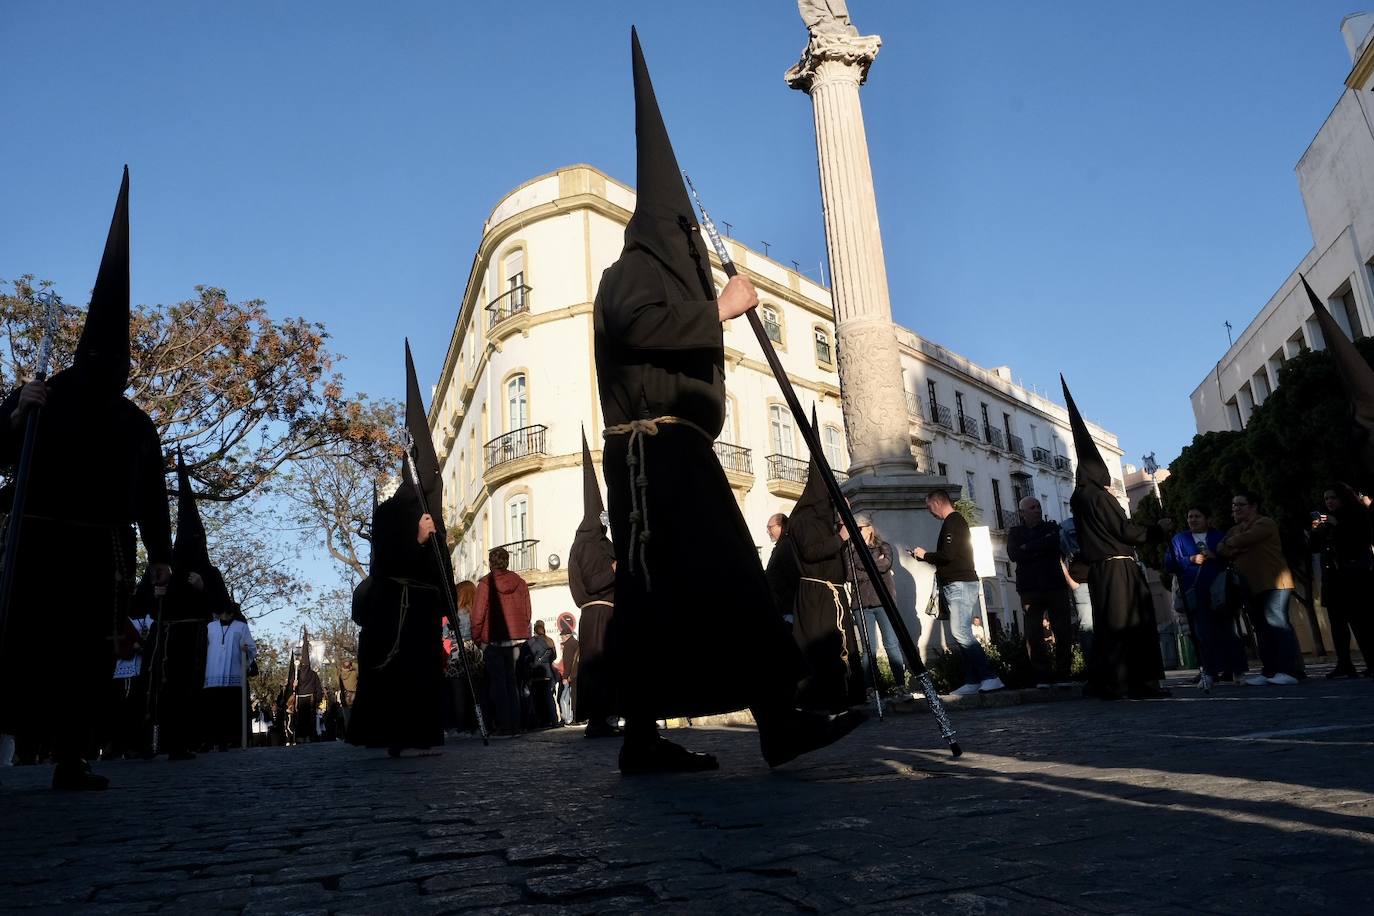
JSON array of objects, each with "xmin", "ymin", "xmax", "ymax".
[
  {"xmin": 787, "ymin": 17, "xmax": 955, "ymax": 661},
  {"xmin": 787, "ymin": 32, "xmax": 910, "ymax": 477}
]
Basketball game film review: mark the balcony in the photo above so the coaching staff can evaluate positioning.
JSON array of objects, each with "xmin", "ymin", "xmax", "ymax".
[
  {"xmin": 904, "ymin": 391, "xmax": 925, "ymax": 422},
  {"xmin": 930, "ymin": 402, "xmax": 954, "ymax": 431},
  {"xmin": 765, "ymin": 453, "xmax": 807, "ymax": 499},
  {"xmin": 1053, "ymin": 454, "xmax": 1071, "ymax": 475},
  {"xmin": 958, "ymin": 415, "xmax": 981, "ymax": 440},
  {"xmin": 1007, "ymin": 434, "xmax": 1026, "ymax": 459},
  {"xmin": 997, "ymin": 508, "xmax": 1021, "ymax": 531},
  {"xmin": 494, "ymin": 539, "xmax": 539, "ymax": 574},
  {"xmin": 1032, "ymin": 446, "xmax": 1053, "ymax": 466},
  {"xmin": 713, "ymin": 440, "xmax": 755, "ymax": 490},
  {"xmin": 482, "ymin": 424, "xmax": 549, "ymax": 487},
  {"xmin": 1109, "ymin": 478, "xmax": 1127, "ymax": 499},
  {"xmin": 485, "ymin": 284, "xmax": 533, "ymax": 336},
  {"xmin": 983, "ymin": 425, "xmax": 1006, "ymax": 450}
]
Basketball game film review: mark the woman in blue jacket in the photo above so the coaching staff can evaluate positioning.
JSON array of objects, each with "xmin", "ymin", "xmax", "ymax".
[{"xmin": 1164, "ymin": 507, "xmax": 1245, "ymax": 691}]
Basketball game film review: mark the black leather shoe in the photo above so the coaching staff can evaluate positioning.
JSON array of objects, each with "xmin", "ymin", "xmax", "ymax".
[
  {"xmin": 1327, "ymin": 666, "xmax": 1358, "ymax": 679},
  {"xmin": 760, "ymin": 708, "xmax": 867, "ymax": 769},
  {"xmin": 52, "ymin": 761, "xmax": 109, "ymax": 791},
  {"xmin": 618, "ymin": 737, "xmax": 719, "ymax": 775},
  {"xmin": 584, "ymin": 720, "xmax": 621, "ymax": 739}
]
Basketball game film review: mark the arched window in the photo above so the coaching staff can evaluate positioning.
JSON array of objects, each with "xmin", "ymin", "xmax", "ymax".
[
  {"xmin": 506, "ymin": 373, "xmax": 528, "ymax": 431},
  {"xmin": 723, "ymin": 395, "xmax": 737, "ymax": 443},
  {"xmin": 768, "ymin": 404, "xmax": 795, "ymax": 456},
  {"xmin": 504, "ymin": 248, "xmax": 527, "ymax": 312},
  {"xmin": 507, "ymin": 494, "xmax": 529, "ymax": 543},
  {"xmin": 761, "ymin": 305, "xmax": 783, "ymax": 345},
  {"xmin": 814, "ymin": 326, "xmax": 833, "ymax": 366},
  {"xmin": 823, "ymin": 424, "xmax": 844, "ymax": 469}
]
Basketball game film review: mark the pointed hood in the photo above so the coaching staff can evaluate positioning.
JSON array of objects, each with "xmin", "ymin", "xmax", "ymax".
[
  {"xmin": 403, "ymin": 340, "xmax": 443, "ymax": 515},
  {"xmin": 1060, "ymin": 375, "xmax": 1111, "ymax": 488},
  {"xmin": 300, "ymin": 627, "xmax": 313, "ymax": 670},
  {"xmin": 624, "ymin": 27, "xmax": 715, "ymax": 301},
  {"xmin": 792, "ymin": 406, "xmax": 832, "ymax": 518},
  {"xmin": 576, "ymin": 427, "xmax": 606, "ymax": 536},
  {"xmin": 172, "ymin": 449, "xmax": 209, "ymax": 574},
  {"xmin": 73, "ymin": 166, "xmax": 132, "ymax": 393},
  {"xmin": 1301, "ymin": 274, "xmax": 1374, "ymax": 472}
]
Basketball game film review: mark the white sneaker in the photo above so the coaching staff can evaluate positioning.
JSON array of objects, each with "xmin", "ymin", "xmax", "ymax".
[
  {"xmin": 950, "ymin": 683, "xmax": 981, "ymax": 697},
  {"xmin": 979, "ymin": 677, "xmax": 1006, "ymax": 692},
  {"xmin": 1266, "ymin": 673, "xmax": 1299, "ymax": 685},
  {"xmin": 1198, "ymin": 673, "xmax": 1213, "ymax": 695},
  {"xmin": 1243, "ymin": 673, "xmax": 1269, "ymax": 686}
]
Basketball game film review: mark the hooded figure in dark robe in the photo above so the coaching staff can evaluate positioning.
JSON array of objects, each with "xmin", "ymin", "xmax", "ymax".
[
  {"xmin": 0, "ymin": 167, "xmax": 173, "ymax": 789},
  {"xmin": 593, "ymin": 29, "xmax": 863, "ymax": 773},
  {"xmin": 789, "ymin": 409, "xmax": 861, "ymax": 711},
  {"xmin": 347, "ymin": 341, "xmax": 448, "ymax": 755},
  {"xmin": 293, "ymin": 627, "xmax": 323, "ymax": 741},
  {"xmin": 1063, "ymin": 376, "xmax": 1168, "ymax": 700},
  {"xmin": 150, "ymin": 450, "xmax": 230, "ymax": 760},
  {"xmin": 568, "ymin": 428, "xmax": 619, "ymax": 736},
  {"xmin": 1301, "ymin": 274, "xmax": 1374, "ymax": 485}
]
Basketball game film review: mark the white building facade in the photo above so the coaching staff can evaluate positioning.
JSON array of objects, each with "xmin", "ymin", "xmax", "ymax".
[
  {"xmin": 428, "ymin": 165, "xmax": 1127, "ymax": 640},
  {"xmin": 1192, "ymin": 13, "xmax": 1374, "ymax": 433}
]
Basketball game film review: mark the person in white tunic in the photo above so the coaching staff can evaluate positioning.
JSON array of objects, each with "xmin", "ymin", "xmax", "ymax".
[{"xmin": 203, "ymin": 607, "xmax": 256, "ymax": 750}]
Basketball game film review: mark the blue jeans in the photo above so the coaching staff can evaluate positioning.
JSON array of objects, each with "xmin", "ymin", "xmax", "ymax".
[
  {"xmin": 1183, "ymin": 575, "xmax": 1247, "ymax": 677},
  {"xmin": 859, "ymin": 606, "xmax": 907, "ymax": 686},
  {"xmin": 1249, "ymin": 588, "xmax": 1300, "ymax": 678},
  {"xmin": 942, "ymin": 581, "xmax": 995, "ymax": 685}
]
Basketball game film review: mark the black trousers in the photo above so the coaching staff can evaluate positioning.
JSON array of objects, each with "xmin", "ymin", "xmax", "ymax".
[
  {"xmin": 483, "ymin": 645, "xmax": 521, "ymax": 733},
  {"xmin": 1021, "ymin": 589, "xmax": 1075, "ymax": 681},
  {"xmin": 1324, "ymin": 569, "xmax": 1374, "ymax": 670},
  {"xmin": 204, "ymin": 686, "xmax": 243, "ymax": 748}
]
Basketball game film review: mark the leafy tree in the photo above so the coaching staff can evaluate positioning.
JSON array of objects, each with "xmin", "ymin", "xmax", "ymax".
[{"xmin": 1, "ymin": 275, "xmax": 394, "ymax": 502}]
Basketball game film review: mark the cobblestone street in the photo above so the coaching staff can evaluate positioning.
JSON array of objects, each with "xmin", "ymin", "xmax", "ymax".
[{"xmin": 2, "ymin": 671, "xmax": 1372, "ymax": 915}]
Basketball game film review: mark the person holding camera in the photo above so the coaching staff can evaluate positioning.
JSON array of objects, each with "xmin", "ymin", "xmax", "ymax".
[{"xmin": 1309, "ymin": 483, "xmax": 1374, "ymax": 679}]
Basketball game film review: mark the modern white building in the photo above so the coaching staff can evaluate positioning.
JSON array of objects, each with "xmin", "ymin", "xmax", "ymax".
[
  {"xmin": 1191, "ymin": 13, "xmax": 1374, "ymax": 433},
  {"xmin": 427, "ymin": 164, "xmax": 1127, "ymax": 641}
]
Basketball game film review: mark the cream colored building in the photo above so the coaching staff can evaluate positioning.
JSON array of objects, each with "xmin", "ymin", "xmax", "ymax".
[
  {"xmin": 427, "ymin": 165, "xmax": 1127, "ymax": 639},
  {"xmin": 1191, "ymin": 13, "xmax": 1374, "ymax": 433}
]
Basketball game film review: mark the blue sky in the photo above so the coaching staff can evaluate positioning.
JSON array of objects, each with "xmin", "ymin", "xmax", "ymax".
[{"xmin": 1, "ymin": 1, "xmax": 1362, "ymax": 469}]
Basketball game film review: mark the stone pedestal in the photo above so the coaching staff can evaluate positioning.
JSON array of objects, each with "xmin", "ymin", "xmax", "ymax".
[{"xmin": 788, "ymin": 25, "xmax": 958, "ymax": 659}]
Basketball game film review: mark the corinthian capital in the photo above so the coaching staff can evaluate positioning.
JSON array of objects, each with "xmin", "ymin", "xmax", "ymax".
[{"xmin": 785, "ymin": 32, "xmax": 883, "ymax": 91}]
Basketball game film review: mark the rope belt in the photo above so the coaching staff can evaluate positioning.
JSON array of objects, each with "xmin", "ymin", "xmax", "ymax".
[
  {"xmin": 579, "ymin": 600, "xmax": 614, "ymax": 610},
  {"xmin": 1103, "ymin": 555, "xmax": 1135, "ymax": 562},
  {"xmin": 800, "ymin": 576, "xmax": 850, "ymax": 665},
  {"xmin": 603, "ymin": 416, "xmax": 713, "ymax": 591},
  {"xmin": 375, "ymin": 576, "xmax": 439, "ymax": 671}
]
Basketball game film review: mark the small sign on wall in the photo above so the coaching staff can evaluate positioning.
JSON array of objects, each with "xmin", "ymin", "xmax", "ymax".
[{"xmin": 970, "ymin": 526, "xmax": 995, "ymax": 579}]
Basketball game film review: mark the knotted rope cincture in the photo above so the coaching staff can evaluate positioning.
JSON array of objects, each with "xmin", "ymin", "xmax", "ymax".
[
  {"xmin": 376, "ymin": 577, "xmax": 438, "ymax": 671},
  {"xmin": 603, "ymin": 416, "xmax": 712, "ymax": 592},
  {"xmin": 800, "ymin": 576, "xmax": 850, "ymax": 665}
]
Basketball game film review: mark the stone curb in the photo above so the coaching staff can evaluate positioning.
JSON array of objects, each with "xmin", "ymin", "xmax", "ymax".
[{"xmin": 674, "ymin": 683, "xmax": 1085, "ymax": 730}]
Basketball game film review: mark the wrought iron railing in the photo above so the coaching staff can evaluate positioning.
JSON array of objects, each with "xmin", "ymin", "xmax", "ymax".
[
  {"xmin": 484, "ymin": 424, "xmax": 548, "ymax": 470},
  {"xmin": 713, "ymin": 441, "xmax": 753, "ymax": 475},
  {"xmin": 1032, "ymin": 446, "xmax": 1053, "ymax": 466},
  {"xmin": 814, "ymin": 336, "xmax": 833, "ymax": 365},
  {"xmin": 983, "ymin": 425, "xmax": 1006, "ymax": 450},
  {"xmin": 1007, "ymin": 434, "xmax": 1026, "ymax": 458},
  {"xmin": 765, "ymin": 453, "xmax": 808, "ymax": 484},
  {"xmin": 904, "ymin": 391, "xmax": 924, "ymax": 421},
  {"xmin": 485, "ymin": 284, "xmax": 533, "ymax": 327},
  {"xmin": 930, "ymin": 402, "xmax": 953, "ymax": 430},
  {"xmin": 1054, "ymin": 455, "xmax": 1071, "ymax": 473},
  {"xmin": 494, "ymin": 539, "xmax": 538, "ymax": 573},
  {"xmin": 958, "ymin": 414, "xmax": 981, "ymax": 440},
  {"xmin": 998, "ymin": 508, "xmax": 1021, "ymax": 530}
]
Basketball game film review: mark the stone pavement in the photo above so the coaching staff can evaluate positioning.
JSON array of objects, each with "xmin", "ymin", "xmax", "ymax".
[{"xmin": 2, "ymin": 671, "xmax": 1372, "ymax": 915}]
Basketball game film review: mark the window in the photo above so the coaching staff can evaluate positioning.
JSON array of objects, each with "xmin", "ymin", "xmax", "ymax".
[
  {"xmin": 507, "ymin": 494, "xmax": 529, "ymax": 543},
  {"xmin": 723, "ymin": 396, "xmax": 736, "ymax": 442},
  {"xmin": 505, "ymin": 374, "xmax": 528, "ymax": 430},
  {"xmin": 991, "ymin": 479, "xmax": 1005, "ymax": 530},
  {"xmin": 504, "ymin": 249, "xmax": 526, "ymax": 310},
  {"xmin": 980, "ymin": 403, "xmax": 991, "ymax": 428},
  {"xmin": 823, "ymin": 425, "xmax": 844, "ymax": 469},
  {"xmin": 469, "ymin": 430, "xmax": 478, "ymax": 488},
  {"xmin": 768, "ymin": 404, "xmax": 795, "ymax": 456},
  {"xmin": 762, "ymin": 306, "xmax": 783, "ymax": 345},
  {"xmin": 955, "ymin": 392, "xmax": 967, "ymax": 421},
  {"xmin": 814, "ymin": 326, "xmax": 833, "ymax": 365},
  {"xmin": 964, "ymin": 471, "xmax": 977, "ymax": 502},
  {"xmin": 937, "ymin": 462, "xmax": 948, "ymax": 477},
  {"xmin": 927, "ymin": 379, "xmax": 939, "ymax": 413},
  {"xmin": 1341, "ymin": 288, "xmax": 1364, "ymax": 339}
]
